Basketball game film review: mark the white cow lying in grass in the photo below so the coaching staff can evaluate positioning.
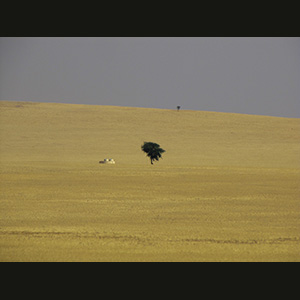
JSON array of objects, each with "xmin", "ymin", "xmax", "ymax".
[{"xmin": 99, "ymin": 158, "xmax": 115, "ymax": 164}]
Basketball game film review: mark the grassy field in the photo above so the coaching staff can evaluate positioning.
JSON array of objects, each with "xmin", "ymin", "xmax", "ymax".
[{"xmin": 0, "ymin": 100, "xmax": 299, "ymax": 261}]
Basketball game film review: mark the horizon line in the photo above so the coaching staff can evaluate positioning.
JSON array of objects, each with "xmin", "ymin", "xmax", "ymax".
[{"xmin": 1, "ymin": 99, "xmax": 299, "ymax": 119}]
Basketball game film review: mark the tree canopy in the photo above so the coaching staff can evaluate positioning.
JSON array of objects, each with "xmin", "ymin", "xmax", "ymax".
[{"xmin": 141, "ymin": 142, "xmax": 166, "ymax": 165}]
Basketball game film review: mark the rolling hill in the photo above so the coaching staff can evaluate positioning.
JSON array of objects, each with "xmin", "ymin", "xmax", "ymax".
[
  {"xmin": 0, "ymin": 101, "xmax": 299, "ymax": 168},
  {"xmin": 0, "ymin": 100, "xmax": 299, "ymax": 261}
]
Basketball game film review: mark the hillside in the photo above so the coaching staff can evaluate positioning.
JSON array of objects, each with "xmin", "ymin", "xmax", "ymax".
[
  {"xmin": 1, "ymin": 101, "xmax": 299, "ymax": 168},
  {"xmin": 1, "ymin": 101, "xmax": 300, "ymax": 261}
]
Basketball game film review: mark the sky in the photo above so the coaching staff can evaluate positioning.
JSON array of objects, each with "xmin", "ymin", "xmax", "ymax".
[{"xmin": 0, "ymin": 37, "xmax": 299, "ymax": 118}]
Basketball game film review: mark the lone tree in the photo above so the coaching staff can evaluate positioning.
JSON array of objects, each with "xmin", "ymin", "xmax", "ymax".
[
  {"xmin": 141, "ymin": 142, "xmax": 166, "ymax": 165},
  {"xmin": 177, "ymin": 105, "xmax": 181, "ymax": 111}
]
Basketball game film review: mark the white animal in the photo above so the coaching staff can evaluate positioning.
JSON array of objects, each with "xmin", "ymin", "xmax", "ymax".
[{"xmin": 99, "ymin": 158, "xmax": 115, "ymax": 164}]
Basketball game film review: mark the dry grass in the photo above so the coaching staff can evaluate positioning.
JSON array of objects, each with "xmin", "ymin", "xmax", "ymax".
[{"xmin": 0, "ymin": 101, "xmax": 299, "ymax": 261}]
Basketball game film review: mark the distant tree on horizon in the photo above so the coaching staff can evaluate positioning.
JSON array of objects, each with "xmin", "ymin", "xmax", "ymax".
[
  {"xmin": 141, "ymin": 142, "xmax": 166, "ymax": 165},
  {"xmin": 177, "ymin": 106, "xmax": 181, "ymax": 111}
]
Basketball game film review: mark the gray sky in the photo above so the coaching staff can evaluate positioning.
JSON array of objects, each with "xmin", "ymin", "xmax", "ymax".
[{"xmin": 0, "ymin": 37, "xmax": 299, "ymax": 118}]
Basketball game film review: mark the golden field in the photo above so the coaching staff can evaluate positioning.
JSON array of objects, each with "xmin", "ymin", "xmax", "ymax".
[{"xmin": 0, "ymin": 100, "xmax": 299, "ymax": 261}]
